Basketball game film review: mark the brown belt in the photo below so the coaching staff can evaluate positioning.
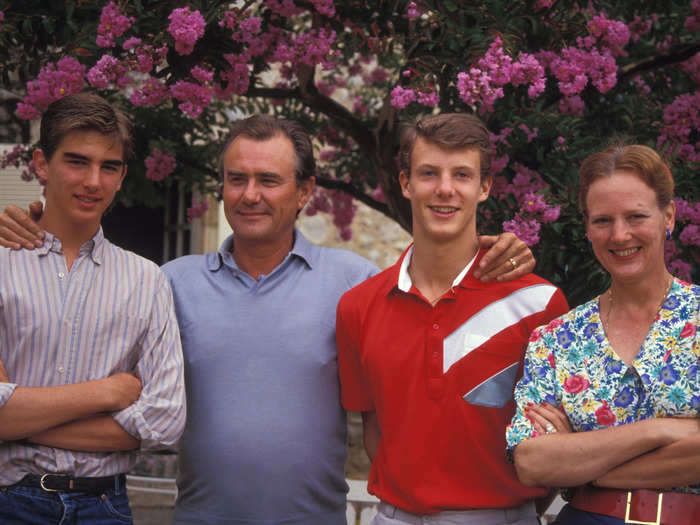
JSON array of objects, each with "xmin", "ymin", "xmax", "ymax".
[{"xmin": 570, "ymin": 485, "xmax": 700, "ymax": 525}]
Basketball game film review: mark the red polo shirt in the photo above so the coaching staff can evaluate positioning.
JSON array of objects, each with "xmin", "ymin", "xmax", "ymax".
[{"xmin": 337, "ymin": 247, "xmax": 569, "ymax": 514}]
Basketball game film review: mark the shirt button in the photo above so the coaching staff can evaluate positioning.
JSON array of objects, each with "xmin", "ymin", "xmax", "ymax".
[
  {"xmin": 57, "ymin": 366, "xmax": 65, "ymax": 374},
  {"xmin": 432, "ymin": 323, "xmax": 439, "ymax": 330},
  {"xmin": 58, "ymin": 272, "xmax": 65, "ymax": 279}
]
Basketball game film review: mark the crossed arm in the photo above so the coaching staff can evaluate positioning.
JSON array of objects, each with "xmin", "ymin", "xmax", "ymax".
[
  {"xmin": 515, "ymin": 401, "xmax": 700, "ymax": 489},
  {"xmin": 0, "ymin": 359, "xmax": 142, "ymax": 451}
]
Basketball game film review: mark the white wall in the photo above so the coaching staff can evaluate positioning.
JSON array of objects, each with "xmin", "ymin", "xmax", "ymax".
[{"xmin": 0, "ymin": 144, "xmax": 43, "ymax": 212}]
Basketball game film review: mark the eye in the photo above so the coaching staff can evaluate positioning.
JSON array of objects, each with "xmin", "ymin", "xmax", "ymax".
[
  {"xmin": 455, "ymin": 171, "xmax": 470, "ymax": 179},
  {"xmin": 420, "ymin": 169, "xmax": 435, "ymax": 177},
  {"xmin": 591, "ymin": 217, "xmax": 610, "ymax": 225},
  {"xmin": 227, "ymin": 174, "xmax": 245, "ymax": 184},
  {"xmin": 261, "ymin": 176, "xmax": 280, "ymax": 186}
]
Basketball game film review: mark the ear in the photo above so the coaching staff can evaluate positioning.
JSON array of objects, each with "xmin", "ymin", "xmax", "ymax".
[
  {"xmin": 33, "ymin": 149, "xmax": 49, "ymax": 184},
  {"xmin": 663, "ymin": 199, "xmax": 675, "ymax": 235},
  {"xmin": 478, "ymin": 176, "xmax": 493, "ymax": 203},
  {"xmin": 296, "ymin": 175, "xmax": 315, "ymax": 211},
  {"xmin": 399, "ymin": 171, "xmax": 411, "ymax": 200}
]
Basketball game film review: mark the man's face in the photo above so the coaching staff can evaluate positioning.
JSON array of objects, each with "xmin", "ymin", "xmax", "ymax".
[
  {"xmin": 34, "ymin": 130, "xmax": 126, "ymax": 229},
  {"xmin": 221, "ymin": 134, "xmax": 314, "ymax": 248},
  {"xmin": 399, "ymin": 137, "xmax": 491, "ymax": 244}
]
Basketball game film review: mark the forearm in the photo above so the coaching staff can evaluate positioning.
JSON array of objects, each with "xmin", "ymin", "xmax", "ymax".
[
  {"xmin": 0, "ymin": 379, "xmax": 126, "ymax": 440},
  {"xmin": 27, "ymin": 415, "xmax": 140, "ymax": 452},
  {"xmin": 596, "ymin": 433, "xmax": 700, "ymax": 489},
  {"xmin": 362, "ymin": 411, "xmax": 380, "ymax": 462},
  {"xmin": 514, "ymin": 418, "xmax": 683, "ymax": 487}
]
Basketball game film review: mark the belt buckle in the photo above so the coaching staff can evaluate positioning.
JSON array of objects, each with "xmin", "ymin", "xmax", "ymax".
[
  {"xmin": 39, "ymin": 474, "xmax": 59, "ymax": 492},
  {"xmin": 625, "ymin": 491, "xmax": 662, "ymax": 525}
]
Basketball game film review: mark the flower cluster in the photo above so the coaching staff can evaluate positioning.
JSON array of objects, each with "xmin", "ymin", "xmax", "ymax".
[
  {"xmin": 187, "ymin": 198, "xmax": 209, "ymax": 222},
  {"xmin": 170, "ymin": 66, "xmax": 214, "ymax": 118},
  {"xmin": 406, "ymin": 2, "xmax": 420, "ymax": 19},
  {"xmin": 456, "ymin": 37, "xmax": 545, "ymax": 112},
  {"xmin": 489, "ymin": 162, "xmax": 560, "ymax": 246},
  {"xmin": 685, "ymin": 0, "xmax": 700, "ymax": 32},
  {"xmin": 87, "ymin": 55, "xmax": 129, "ymax": 89},
  {"xmin": 144, "ymin": 148, "xmax": 176, "ymax": 181},
  {"xmin": 16, "ymin": 57, "xmax": 86, "ymax": 120},
  {"xmin": 265, "ymin": 0, "xmax": 304, "ymax": 18},
  {"xmin": 587, "ymin": 13, "xmax": 631, "ymax": 56},
  {"xmin": 0, "ymin": 145, "xmax": 36, "ymax": 182},
  {"xmin": 130, "ymin": 76, "xmax": 170, "ymax": 107},
  {"xmin": 168, "ymin": 7, "xmax": 206, "ymax": 55},
  {"xmin": 657, "ymin": 92, "xmax": 700, "ymax": 163},
  {"xmin": 0, "ymin": 10, "xmax": 4, "ymax": 30},
  {"xmin": 96, "ymin": 2, "xmax": 134, "ymax": 48},
  {"xmin": 305, "ymin": 188, "xmax": 357, "ymax": 241}
]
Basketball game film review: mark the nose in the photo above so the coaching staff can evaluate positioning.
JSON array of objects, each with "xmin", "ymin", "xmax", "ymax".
[
  {"xmin": 435, "ymin": 173, "xmax": 455, "ymax": 197},
  {"xmin": 242, "ymin": 178, "xmax": 261, "ymax": 204},
  {"xmin": 83, "ymin": 164, "xmax": 100, "ymax": 191},
  {"xmin": 610, "ymin": 218, "xmax": 631, "ymax": 242}
]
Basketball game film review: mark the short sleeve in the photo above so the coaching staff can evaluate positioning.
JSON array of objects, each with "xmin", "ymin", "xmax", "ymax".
[
  {"xmin": 336, "ymin": 293, "xmax": 374, "ymax": 412},
  {"xmin": 505, "ymin": 324, "xmax": 560, "ymax": 457}
]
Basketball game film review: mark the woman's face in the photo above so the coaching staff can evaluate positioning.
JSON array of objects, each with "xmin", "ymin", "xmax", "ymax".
[{"xmin": 585, "ymin": 170, "xmax": 675, "ymax": 285}]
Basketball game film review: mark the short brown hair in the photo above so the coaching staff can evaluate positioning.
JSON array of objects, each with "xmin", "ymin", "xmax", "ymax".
[
  {"xmin": 219, "ymin": 114, "xmax": 315, "ymax": 185},
  {"xmin": 579, "ymin": 143, "xmax": 674, "ymax": 218},
  {"xmin": 399, "ymin": 113, "xmax": 492, "ymax": 180},
  {"xmin": 40, "ymin": 93, "xmax": 134, "ymax": 162}
]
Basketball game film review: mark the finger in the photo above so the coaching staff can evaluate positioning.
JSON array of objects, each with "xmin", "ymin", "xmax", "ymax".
[
  {"xmin": 476, "ymin": 233, "xmax": 535, "ymax": 282},
  {"xmin": 474, "ymin": 235, "xmax": 506, "ymax": 279},
  {"xmin": 0, "ymin": 360, "xmax": 9, "ymax": 382},
  {"xmin": 0, "ymin": 224, "xmax": 33, "ymax": 250},
  {"xmin": 0, "ymin": 207, "xmax": 43, "ymax": 248},
  {"xmin": 8, "ymin": 204, "xmax": 44, "ymax": 238},
  {"xmin": 27, "ymin": 201, "xmax": 44, "ymax": 223},
  {"xmin": 532, "ymin": 403, "xmax": 572, "ymax": 433},
  {"xmin": 525, "ymin": 407, "xmax": 552, "ymax": 435}
]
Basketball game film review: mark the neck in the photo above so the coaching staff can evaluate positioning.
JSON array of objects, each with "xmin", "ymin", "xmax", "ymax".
[
  {"xmin": 608, "ymin": 269, "xmax": 673, "ymax": 311},
  {"xmin": 409, "ymin": 230, "xmax": 480, "ymax": 296},
  {"xmin": 38, "ymin": 207, "xmax": 99, "ymax": 271},
  {"xmin": 232, "ymin": 232, "xmax": 295, "ymax": 280}
]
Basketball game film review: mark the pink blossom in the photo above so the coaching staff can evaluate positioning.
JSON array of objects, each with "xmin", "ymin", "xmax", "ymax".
[
  {"xmin": 518, "ymin": 124, "xmax": 538, "ymax": 143},
  {"xmin": 96, "ymin": 2, "xmax": 134, "ymax": 48},
  {"xmin": 680, "ymin": 224, "xmax": 700, "ymax": 247},
  {"xmin": 123, "ymin": 37, "xmax": 142, "ymax": 50},
  {"xmin": 542, "ymin": 205, "xmax": 561, "ymax": 222},
  {"xmin": 390, "ymin": 85, "xmax": 416, "ymax": 109},
  {"xmin": 144, "ymin": 148, "xmax": 176, "ymax": 181},
  {"xmin": 265, "ymin": 0, "xmax": 304, "ymax": 17},
  {"xmin": 680, "ymin": 53, "xmax": 700, "ymax": 85},
  {"xmin": 674, "ymin": 198, "xmax": 700, "ymax": 223},
  {"xmin": 669, "ymin": 259, "xmax": 693, "ymax": 281},
  {"xmin": 168, "ymin": 7, "xmax": 206, "ymax": 56},
  {"xmin": 214, "ymin": 54, "xmax": 251, "ymax": 99},
  {"xmin": 292, "ymin": 28, "xmax": 337, "ymax": 69},
  {"xmin": 588, "ymin": 13, "xmax": 630, "ymax": 55},
  {"xmin": 130, "ymin": 76, "xmax": 170, "ymax": 107},
  {"xmin": 329, "ymin": 190, "xmax": 356, "ymax": 240},
  {"xmin": 187, "ymin": 198, "xmax": 209, "ymax": 222},
  {"xmin": 417, "ymin": 90, "xmax": 439, "ymax": 107},
  {"xmin": 191, "ymin": 66, "xmax": 214, "ymax": 84},
  {"xmin": 629, "ymin": 15, "xmax": 653, "ymax": 43},
  {"xmin": 309, "ymin": 0, "xmax": 335, "ymax": 17},
  {"xmin": 534, "ymin": 0, "xmax": 554, "ymax": 10},
  {"xmin": 170, "ymin": 80, "xmax": 213, "ymax": 118},
  {"xmin": 87, "ymin": 55, "xmax": 129, "ymax": 89},
  {"xmin": 406, "ymin": 2, "xmax": 420, "ymax": 19},
  {"xmin": 503, "ymin": 215, "xmax": 541, "ymax": 246},
  {"xmin": 0, "ymin": 10, "xmax": 4, "ymax": 30},
  {"xmin": 559, "ymin": 96, "xmax": 585, "ymax": 117},
  {"xmin": 491, "ymin": 155, "xmax": 509, "ymax": 175},
  {"xmin": 657, "ymin": 92, "xmax": 700, "ymax": 163},
  {"xmin": 17, "ymin": 57, "xmax": 86, "ymax": 118},
  {"xmin": 372, "ymin": 186, "xmax": 385, "ymax": 203}
]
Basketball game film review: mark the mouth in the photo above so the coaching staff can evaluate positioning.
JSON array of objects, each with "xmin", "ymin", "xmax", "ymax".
[
  {"xmin": 611, "ymin": 247, "xmax": 640, "ymax": 257},
  {"xmin": 75, "ymin": 195, "xmax": 101, "ymax": 204},
  {"xmin": 428, "ymin": 205, "xmax": 459, "ymax": 215}
]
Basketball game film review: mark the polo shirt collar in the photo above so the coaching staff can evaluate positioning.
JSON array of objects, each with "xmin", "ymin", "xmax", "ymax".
[
  {"xmin": 208, "ymin": 228, "xmax": 314, "ymax": 273},
  {"xmin": 396, "ymin": 244, "xmax": 479, "ymax": 293},
  {"xmin": 36, "ymin": 228, "xmax": 105, "ymax": 265}
]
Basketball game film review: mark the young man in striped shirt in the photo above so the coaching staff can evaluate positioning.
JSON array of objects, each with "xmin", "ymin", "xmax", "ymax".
[
  {"xmin": 336, "ymin": 113, "xmax": 569, "ymax": 525},
  {"xmin": 0, "ymin": 93, "xmax": 186, "ymax": 524}
]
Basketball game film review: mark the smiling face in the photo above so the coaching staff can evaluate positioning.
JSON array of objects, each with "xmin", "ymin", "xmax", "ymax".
[
  {"xmin": 399, "ymin": 137, "xmax": 491, "ymax": 246},
  {"xmin": 34, "ymin": 130, "xmax": 126, "ymax": 237},
  {"xmin": 221, "ymin": 133, "xmax": 314, "ymax": 250},
  {"xmin": 585, "ymin": 170, "xmax": 674, "ymax": 285}
]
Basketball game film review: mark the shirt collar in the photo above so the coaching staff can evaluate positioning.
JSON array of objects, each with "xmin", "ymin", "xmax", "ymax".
[
  {"xmin": 396, "ymin": 244, "xmax": 479, "ymax": 293},
  {"xmin": 36, "ymin": 228, "xmax": 105, "ymax": 265},
  {"xmin": 208, "ymin": 228, "xmax": 314, "ymax": 273}
]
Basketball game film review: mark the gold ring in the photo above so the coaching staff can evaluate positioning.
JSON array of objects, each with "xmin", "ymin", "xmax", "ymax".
[{"xmin": 508, "ymin": 257, "xmax": 518, "ymax": 269}]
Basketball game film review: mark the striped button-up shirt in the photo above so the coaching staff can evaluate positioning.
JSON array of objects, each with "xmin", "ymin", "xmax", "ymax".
[{"xmin": 0, "ymin": 229, "xmax": 186, "ymax": 485}]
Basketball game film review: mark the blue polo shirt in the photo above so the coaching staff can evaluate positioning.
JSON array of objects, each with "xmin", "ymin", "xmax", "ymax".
[{"xmin": 162, "ymin": 230, "xmax": 378, "ymax": 525}]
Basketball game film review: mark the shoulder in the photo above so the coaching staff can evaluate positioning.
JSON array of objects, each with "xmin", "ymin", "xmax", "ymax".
[
  {"xmin": 337, "ymin": 264, "xmax": 394, "ymax": 311},
  {"xmin": 310, "ymin": 244, "xmax": 379, "ymax": 287},
  {"xmin": 105, "ymin": 242, "xmax": 161, "ymax": 276},
  {"xmin": 161, "ymin": 253, "xmax": 209, "ymax": 281},
  {"xmin": 530, "ymin": 297, "xmax": 598, "ymax": 342}
]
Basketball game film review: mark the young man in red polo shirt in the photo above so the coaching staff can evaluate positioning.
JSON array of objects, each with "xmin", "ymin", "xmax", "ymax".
[{"xmin": 336, "ymin": 113, "xmax": 569, "ymax": 525}]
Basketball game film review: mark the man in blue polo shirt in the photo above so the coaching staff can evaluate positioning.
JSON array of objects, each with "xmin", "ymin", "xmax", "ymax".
[{"xmin": 0, "ymin": 113, "xmax": 535, "ymax": 524}]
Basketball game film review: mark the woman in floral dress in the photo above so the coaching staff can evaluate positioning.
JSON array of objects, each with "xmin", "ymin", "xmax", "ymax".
[{"xmin": 506, "ymin": 144, "xmax": 699, "ymax": 524}]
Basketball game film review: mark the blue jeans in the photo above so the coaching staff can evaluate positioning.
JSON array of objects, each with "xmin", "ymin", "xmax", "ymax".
[
  {"xmin": 552, "ymin": 504, "xmax": 622, "ymax": 524},
  {"xmin": 0, "ymin": 484, "xmax": 133, "ymax": 525}
]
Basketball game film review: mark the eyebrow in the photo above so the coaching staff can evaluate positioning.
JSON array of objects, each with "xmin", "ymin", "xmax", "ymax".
[
  {"xmin": 416, "ymin": 163, "xmax": 478, "ymax": 172},
  {"xmin": 63, "ymin": 152, "xmax": 124, "ymax": 168},
  {"xmin": 226, "ymin": 170, "xmax": 282, "ymax": 178}
]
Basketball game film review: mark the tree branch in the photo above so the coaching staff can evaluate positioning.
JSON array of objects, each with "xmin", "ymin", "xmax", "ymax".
[{"xmin": 620, "ymin": 43, "xmax": 700, "ymax": 80}]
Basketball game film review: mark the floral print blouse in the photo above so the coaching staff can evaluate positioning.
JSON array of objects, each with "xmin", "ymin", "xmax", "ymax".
[{"xmin": 506, "ymin": 278, "xmax": 700, "ymax": 491}]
